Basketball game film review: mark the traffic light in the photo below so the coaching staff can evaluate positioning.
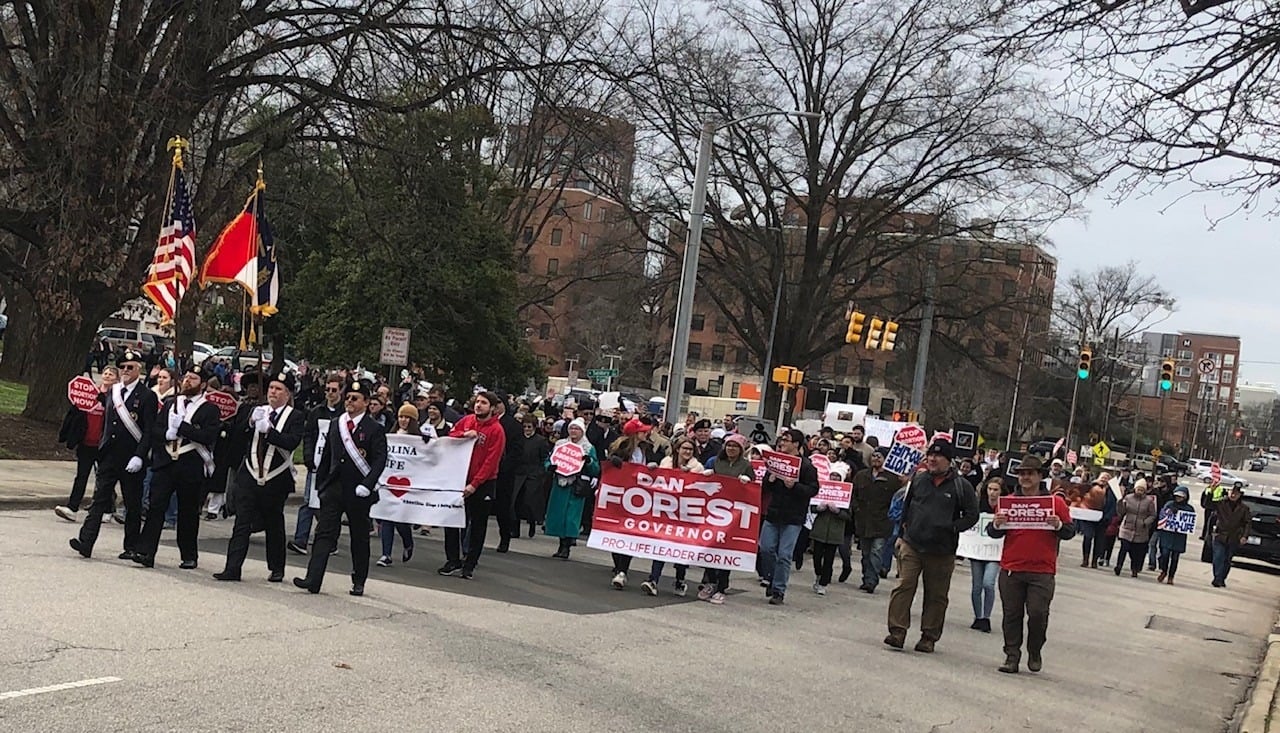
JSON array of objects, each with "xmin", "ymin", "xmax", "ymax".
[
  {"xmin": 1235, "ymin": 429, "xmax": 1245, "ymax": 439},
  {"xmin": 846, "ymin": 311, "xmax": 866, "ymax": 344},
  {"xmin": 1158, "ymin": 359, "xmax": 1175, "ymax": 392},
  {"xmin": 881, "ymin": 321, "xmax": 899, "ymax": 351},
  {"xmin": 866, "ymin": 318, "xmax": 884, "ymax": 349},
  {"xmin": 891, "ymin": 410, "xmax": 918, "ymax": 422},
  {"xmin": 1077, "ymin": 346, "xmax": 1092, "ymax": 380}
]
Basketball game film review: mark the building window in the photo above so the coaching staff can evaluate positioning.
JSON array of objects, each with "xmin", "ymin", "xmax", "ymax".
[
  {"xmin": 731, "ymin": 382, "xmax": 740, "ymax": 397},
  {"xmin": 660, "ymin": 375, "xmax": 669, "ymax": 391},
  {"xmin": 997, "ymin": 311, "xmax": 1013, "ymax": 328},
  {"xmin": 708, "ymin": 381, "xmax": 722, "ymax": 397},
  {"xmin": 521, "ymin": 227, "xmax": 533, "ymax": 244},
  {"xmin": 519, "ymin": 255, "xmax": 531, "ymax": 272},
  {"xmin": 546, "ymin": 258, "xmax": 559, "ymax": 275},
  {"xmin": 879, "ymin": 397, "xmax": 895, "ymax": 415},
  {"xmin": 1175, "ymin": 381, "xmax": 1190, "ymax": 393},
  {"xmin": 688, "ymin": 343, "xmax": 702, "ymax": 360},
  {"xmin": 554, "ymin": 198, "xmax": 567, "ymax": 216},
  {"xmin": 858, "ymin": 359, "xmax": 873, "ymax": 378},
  {"xmin": 1220, "ymin": 386, "xmax": 1231, "ymax": 399},
  {"xmin": 538, "ymin": 323, "xmax": 550, "ymax": 340},
  {"xmin": 550, "ymin": 228, "xmax": 563, "ymax": 246},
  {"xmin": 1005, "ymin": 248, "xmax": 1021, "ymax": 266},
  {"xmin": 993, "ymin": 341, "xmax": 1009, "ymax": 358},
  {"xmin": 851, "ymin": 386, "xmax": 871, "ymax": 405},
  {"xmin": 1001, "ymin": 280, "xmax": 1017, "ymax": 298},
  {"xmin": 691, "ymin": 314, "xmax": 705, "ymax": 331},
  {"xmin": 683, "ymin": 377, "xmax": 697, "ymax": 393},
  {"xmin": 579, "ymin": 233, "xmax": 589, "ymax": 251},
  {"xmin": 1225, "ymin": 353, "xmax": 1236, "ymax": 366},
  {"xmin": 715, "ymin": 319, "xmax": 729, "ymax": 333},
  {"xmin": 1176, "ymin": 365, "xmax": 1192, "ymax": 377},
  {"xmin": 583, "ymin": 201, "xmax": 593, "ymax": 220},
  {"xmin": 711, "ymin": 344, "xmax": 725, "ymax": 362},
  {"xmin": 736, "ymin": 347, "xmax": 751, "ymax": 365},
  {"xmin": 1221, "ymin": 370, "xmax": 1233, "ymax": 383},
  {"xmin": 1177, "ymin": 349, "xmax": 1192, "ymax": 360}
]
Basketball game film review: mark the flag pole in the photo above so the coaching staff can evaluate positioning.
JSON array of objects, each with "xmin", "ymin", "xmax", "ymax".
[{"xmin": 160, "ymin": 136, "xmax": 189, "ymax": 338}]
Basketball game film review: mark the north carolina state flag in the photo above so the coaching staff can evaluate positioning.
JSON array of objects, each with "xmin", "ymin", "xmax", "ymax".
[{"xmin": 199, "ymin": 180, "xmax": 276, "ymax": 318}]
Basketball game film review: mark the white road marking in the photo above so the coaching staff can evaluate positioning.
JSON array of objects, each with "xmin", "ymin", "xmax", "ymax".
[{"xmin": 0, "ymin": 676, "xmax": 122, "ymax": 701}]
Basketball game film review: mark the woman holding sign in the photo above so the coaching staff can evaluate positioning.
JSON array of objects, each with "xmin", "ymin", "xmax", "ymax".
[
  {"xmin": 544, "ymin": 418, "xmax": 599, "ymax": 560},
  {"xmin": 1154, "ymin": 486, "xmax": 1196, "ymax": 584}
]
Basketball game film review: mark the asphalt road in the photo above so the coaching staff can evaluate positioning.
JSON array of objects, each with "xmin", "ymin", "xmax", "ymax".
[{"xmin": 1, "ymin": 508, "xmax": 1277, "ymax": 733}]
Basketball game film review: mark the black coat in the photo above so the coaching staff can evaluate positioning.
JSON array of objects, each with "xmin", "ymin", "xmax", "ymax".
[
  {"xmin": 58, "ymin": 406, "xmax": 88, "ymax": 450},
  {"xmin": 236, "ymin": 403, "xmax": 306, "ymax": 492},
  {"xmin": 303, "ymin": 402, "xmax": 343, "ymax": 472},
  {"xmin": 761, "ymin": 456, "xmax": 820, "ymax": 526},
  {"xmin": 901, "ymin": 469, "xmax": 980, "ymax": 554},
  {"xmin": 316, "ymin": 414, "xmax": 388, "ymax": 496},
  {"xmin": 150, "ymin": 396, "xmax": 222, "ymax": 471},
  {"xmin": 98, "ymin": 381, "xmax": 160, "ymax": 464}
]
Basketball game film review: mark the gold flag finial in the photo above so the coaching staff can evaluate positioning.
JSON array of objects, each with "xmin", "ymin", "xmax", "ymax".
[
  {"xmin": 255, "ymin": 159, "xmax": 266, "ymax": 191},
  {"xmin": 167, "ymin": 136, "xmax": 190, "ymax": 168}
]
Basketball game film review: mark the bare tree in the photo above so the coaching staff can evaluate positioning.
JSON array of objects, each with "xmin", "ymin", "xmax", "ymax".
[
  {"xmin": 0, "ymin": 1, "xmax": 597, "ymax": 419},
  {"xmin": 993, "ymin": 0, "xmax": 1280, "ymax": 213},
  {"xmin": 1054, "ymin": 262, "xmax": 1176, "ymax": 344},
  {"xmin": 606, "ymin": 0, "xmax": 1091, "ymax": 412}
]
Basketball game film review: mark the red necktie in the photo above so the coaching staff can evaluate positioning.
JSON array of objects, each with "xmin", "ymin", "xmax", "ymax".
[{"xmin": 347, "ymin": 419, "xmax": 356, "ymax": 433}]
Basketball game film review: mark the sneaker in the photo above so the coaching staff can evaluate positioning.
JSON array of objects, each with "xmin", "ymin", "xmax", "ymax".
[
  {"xmin": 611, "ymin": 572, "xmax": 627, "ymax": 590},
  {"xmin": 708, "ymin": 592, "xmax": 726, "ymax": 605},
  {"xmin": 376, "ymin": 555, "xmax": 392, "ymax": 567},
  {"xmin": 759, "ymin": 577, "xmax": 771, "ymax": 588},
  {"xmin": 815, "ymin": 584, "xmax": 827, "ymax": 596},
  {"xmin": 437, "ymin": 561, "xmax": 463, "ymax": 576},
  {"xmin": 460, "ymin": 568, "xmax": 474, "ymax": 580},
  {"xmin": 697, "ymin": 585, "xmax": 714, "ymax": 601},
  {"xmin": 111, "ymin": 511, "xmax": 126, "ymax": 525},
  {"xmin": 641, "ymin": 580, "xmax": 659, "ymax": 596},
  {"xmin": 673, "ymin": 580, "xmax": 688, "ymax": 597},
  {"xmin": 403, "ymin": 545, "xmax": 414, "ymax": 563},
  {"xmin": 55, "ymin": 506, "xmax": 78, "ymax": 522},
  {"xmin": 812, "ymin": 581, "xmax": 822, "ymax": 594},
  {"xmin": 768, "ymin": 593, "xmax": 784, "ymax": 605},
  {"xmin": 287, "ymin": 541, "xmax": 308, "ymax": 556}
]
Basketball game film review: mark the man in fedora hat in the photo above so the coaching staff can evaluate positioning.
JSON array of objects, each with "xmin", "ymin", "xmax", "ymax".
[
  {"xmin": 133, "ymin": 362, "xmax": 221, "ymax": 569},
  {"xmin": 216, "ymin": 371, "xmax": 306, "ymax": 583},
  {"xmin": 70, "ymin": 349, "xmax": 159, "ymax": 561},
  {"xmin": 988, "ymin": 454, "xmax": 1075, "ymax": 674}
]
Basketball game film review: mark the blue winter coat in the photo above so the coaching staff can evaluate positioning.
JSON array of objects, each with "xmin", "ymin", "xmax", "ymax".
[{"xmin": 1155, "ymin": 500, "xmax": 1196, "ymax": 554}]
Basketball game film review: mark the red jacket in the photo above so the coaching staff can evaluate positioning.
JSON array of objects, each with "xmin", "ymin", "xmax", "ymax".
[
  {"xmin": 451, "ymin": 413, "xmax": 507, "ymax": 486},
  {"xmin": 995, "ymin": 494, "xmax": 1074, "ymax": 574}
]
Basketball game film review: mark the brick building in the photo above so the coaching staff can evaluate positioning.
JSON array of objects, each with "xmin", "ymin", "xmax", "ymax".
[{"xmin": 1134, "ymin": 331, "xmax": 1242, "ymax": 455}]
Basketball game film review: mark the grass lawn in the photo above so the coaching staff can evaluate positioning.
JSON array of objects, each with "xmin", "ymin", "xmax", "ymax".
[{"xmin": 0, "ymin": 380, "xmax": 26, "ymax": 415}]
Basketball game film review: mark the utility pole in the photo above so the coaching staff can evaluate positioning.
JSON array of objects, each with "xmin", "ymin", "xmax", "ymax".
[
  {"xmin": 1065, "ymin": 369, "xmax": 1082, "ymax": 455},
  {"xmin": 1129, "ymin": 345, "xmax": 1147, "ymax": 457},
  {"xmin": 910, "ymin": 258, "xmax": 936, "ymax": 413},
  {"xmin": 1101, "ymin": 327, "xmax": 1120, "ymax": 435}
]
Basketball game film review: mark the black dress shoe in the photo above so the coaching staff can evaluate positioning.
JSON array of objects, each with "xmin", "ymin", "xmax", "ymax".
[
  {"xmin": 267, "ymin": 571, "xmax": 284, "ymax": 583},
  {"xmin": 132, "ymin": 554, "xmax": 154, "ymax": 568},
  {"xmin": 349, "ymin": 584, "xmax": 364, "ymax": 596},
  {"xmin": 179, "ymin": 560, "xmax": 198, "ymax": 570},
  {"xmin": 838, "ymin": 566, "xmax": 852, "ymax": 583},
  {"xmin": 496, "ymin": 538, "xmax": 510, "ymax": 553},
  {"xmin": 118, "ymin": 550, "xmax": 135, "ymax": 561},
  {"xmin": 69, "ymin": 538, "xmax": 91, "ymax": 558},
  {"xmin": 212, "ymin": 571, "xmax": 241, "ymax": 581},
  {"xmin": 293, "ymin": 577, "xmax": 319, "ymax": 594}
]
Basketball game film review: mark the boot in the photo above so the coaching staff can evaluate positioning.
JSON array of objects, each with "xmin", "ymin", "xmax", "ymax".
[
  {"xmin": 998, "ymin": 656, "xmax": 1020, "ymax": 674},
  {"xmin": 1157, "ymin": 571, "xmax": 1167, "ymax": 583},
  {"xmin": 496, "ymin": 537, "xmax": 510, "ymax": 554},
  {"xmin": 1090, "ymin": 559, "xmax": 1098, "ymax": 569}
]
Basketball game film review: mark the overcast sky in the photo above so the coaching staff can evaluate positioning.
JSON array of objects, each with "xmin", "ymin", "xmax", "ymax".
[{"xmin": 1047, "ymin": 179, "xmax": 1279, "ymax": 388}]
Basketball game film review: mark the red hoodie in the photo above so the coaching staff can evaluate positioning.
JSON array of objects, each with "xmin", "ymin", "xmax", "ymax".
[{"xmin": 451, "ymin": 413, "xmax": 507, "ymax": 486}]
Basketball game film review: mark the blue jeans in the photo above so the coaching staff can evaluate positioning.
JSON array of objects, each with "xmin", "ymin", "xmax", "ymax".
[
  {"xmin": 380, "ymin": 521, "xmax": 414, "ymax": 558},
  {"xmin": 970, "ymin": 559, "xmax": 999, "ymax": 619},
  {"xmin": 880, "ymin": 525, "xmax": 899, "ymax": 574},
  {"xmin": 293, "ymin": 472, "xmax": 315, "ymax": 546},
  {"xmin": 758, "ymin": 521, "xmax": 803, "ymax": 597},
  {"xmin": 647, "ymin": 561, "xmax": 688, "ymax": 584},
  {"xmin": 1078, "ymin": 520, "xmax": 1098, "ymax": 563},
  {"xmin": 861, "ymin": 536, "xmax": 887, "ymax": 589},
  {"xmin": 1212, "ymin": 540, "xmax": 1236, "ymax": 584},
  {"xmin": 1147, "ymin": 537, "xmax": 1159, "ymax": 568}
]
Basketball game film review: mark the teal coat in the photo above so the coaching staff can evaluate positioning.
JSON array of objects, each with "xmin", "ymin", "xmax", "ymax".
[{"xmin": 543, "ymin": 440, "xmax": 599, "ymax": 539}]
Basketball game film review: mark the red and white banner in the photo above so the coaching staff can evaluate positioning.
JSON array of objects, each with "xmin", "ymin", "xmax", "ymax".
[
  {"xmin": 997, "ymin": 495, "xmax": 1058, "ymax": 530},
  {"xmin": 588, "ymin": 462, "xmax": 761, "ymax": 571},
  {"xmin": 815, "ymin": 479, "xmax": 852, "ymax": 509},
  {"xmin": 894, "ymin": 424, "xmax": 927, "ymax": 451},
  {"xmin": 809, "ymin": 453, "xmax": 831, "ymax": 481},
  {"xmin": 370, "ymin": 435, "xmax": 475, "ymax": 527},
  {"xmin": 205, "ymin": 390, "xmax": 239, "ymax": 421},
  {"xmin": 750, "ymin": 459, "xmax": 767, "ymax": 483},
  {"xmin": 550, "ymin": 441, "xmax": 586, "ymax": 476},
  {"xmin": 67, "ymin": 376, "xmax": 102, "ymax": 413},
  {"xmin": 760, "ymin": 449, "xmax": 802, "ymax": 480}
]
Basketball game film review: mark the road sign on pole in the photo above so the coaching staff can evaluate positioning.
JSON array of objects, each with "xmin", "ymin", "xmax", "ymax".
[
  {"xmin": 586, "ymin": 368, "xmax": 618, "ymax": 381},
  {"xmin": 380, "ymin": 327, "xmax": 410, "ymax": 366},
  {"xmin": 1198, "ymin": 357, "xmax": 1217, "ymax": 375}
]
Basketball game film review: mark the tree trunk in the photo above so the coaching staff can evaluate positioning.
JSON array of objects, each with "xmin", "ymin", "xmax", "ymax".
[
  {"xmin": 0, "ymin": 286, "xmax": 38, "ymax": 383},
  {"xmin": 19, "ymin": 314, "xmax": 102, "ymax": 424}
]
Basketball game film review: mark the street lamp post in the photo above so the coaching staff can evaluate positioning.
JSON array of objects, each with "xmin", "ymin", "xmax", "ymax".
[
  {"xmin": 663, "ymin": 109, "xmax": 819, "ymax": 423},
  {"xmin": 601, "ymin": 345, "xmax": 623, "ymax": 392},
  {"xmin": 757, "ymin": 264, "xmax": 785, "ymax": 420}
]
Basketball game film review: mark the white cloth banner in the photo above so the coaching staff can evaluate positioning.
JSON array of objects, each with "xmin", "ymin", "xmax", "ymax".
[
  {"xmin": 369, "ymin": 435, "xmax": 475, "ymax": 528},
  {"xmin": 864, "ymin": 417, "xmax": 906, "ymax": 449},
  {"xmin": 308, "ymin": 418, "xmax": 331, "ymax": 509}
]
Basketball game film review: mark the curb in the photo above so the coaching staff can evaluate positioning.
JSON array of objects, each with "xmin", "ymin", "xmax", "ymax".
[
  {"xmin": 0, "ymin": 494, "xmax": 310, "ymax": 512},
  {"xmin": 1240, "ymin": 631, "xmax": 1280, "ymax": 732}
]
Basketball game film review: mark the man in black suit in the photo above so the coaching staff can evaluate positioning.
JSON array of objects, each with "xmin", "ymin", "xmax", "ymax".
[
  {"xmin": 215, "ymin": 371, "xmax": 306, "ymax": 582},
  {"xmin": 71, "ymin": 349, "xmax": 159, "ymax": 560},
  {"xmin": 294, "ymin": 380, "xmax": 387, "ymax": 596},
  {"xmin": 133, "ymin": 362, "xmax": 222, "ymax": 569}
]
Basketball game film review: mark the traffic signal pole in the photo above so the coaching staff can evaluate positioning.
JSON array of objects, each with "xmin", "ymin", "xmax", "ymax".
[{"xmin": 1065, "ymin": 372, "xmax": 1081, "ymax": 456}]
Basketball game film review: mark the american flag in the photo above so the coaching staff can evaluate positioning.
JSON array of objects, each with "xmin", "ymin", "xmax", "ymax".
[{"xmin": 142, "ymin": 167, "xmax": 196, "ymax": 323}]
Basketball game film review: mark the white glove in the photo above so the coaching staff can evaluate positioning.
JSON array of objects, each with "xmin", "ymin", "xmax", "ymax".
[
  {"xmin": 739, "ymin": 475, "xmax": 751, "ymax": 483},
  {"xmin": 126, "ymin": 456, "xmax": 143, "ymax": 473},
  {"xmin": 255, "ymin": 418, "xmax": 272, "ymax": 434},
  {"xmin": 165, "ymin": 427, "xmax": 179, "ymax": 441},
  {"xmin": 647, "ymin": 462, "xmax": 658, "ymax": 469},
  {"xmin": 251, "ymin": 406, "xmax": 269, "ymax": 423},
  {"xmin": 420, "ymin": 423, "xmax": 437, "ymax": 438},
  {"xmin": 167, "ymin": 411, "xmax": 183, "ymax": 433},
  {"xmin": 355, "ymin": 486, "xmax": 371, "ymax": 498},
  {"xmin": 703, "ymin": 468, "xmax": 714, "ymax": 476}
]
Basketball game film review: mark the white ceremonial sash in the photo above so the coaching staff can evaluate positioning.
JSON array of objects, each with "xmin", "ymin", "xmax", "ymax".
[
  {"xmin": 248, "ymin": 405, "xmax": 296, "ymax": 485},
  {"xmin": 337, "ymin": 415, "xmax": 372, "ymax": 477},
  {"xmin": 173, "ymin": 394, "xmax": 215, "ymax": 477},
  {"xmin": 112, "ymin": 384, "xmax": 143, "ymax": 442}
]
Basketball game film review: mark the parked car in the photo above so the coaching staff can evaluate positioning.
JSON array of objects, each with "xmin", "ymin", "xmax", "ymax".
[
  {"xmin": 1157, "ymin": 454, "xmax": 1190, "ymax": 475},
  {"xmin": 1198, "ymin": 468, "xmax": 1248, "ymax": 489},
  {"xmin": 97, "ymin": 328, "xmax": 159, "ymax": 360},
  {"xmin": 210, "ymin": 347, "xmax": 298, "ymax": 374},
  {"xmin": 1250, "ymin": 458, "xmax": 1267, "ymax": 472},
  {"xmin": 1202, "ymin": 490, "xmax": 1280, "ymax": 566},
  {"xmin": 1188, "ymin": 458, "xmax": 1216, "ymax": 475},
  {"xmin": 191, "ymin": 341, "xmax": 215, "ymax": 363}
]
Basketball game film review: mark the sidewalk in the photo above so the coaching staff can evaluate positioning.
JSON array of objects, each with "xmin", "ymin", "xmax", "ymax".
[
  {"xmin": 0, "ymin": 460, "xmax": 308, "ymax": 508},
  {"xmin": 1241, "ymin": 631, "xmax": 1280, "ymax": 733}
]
